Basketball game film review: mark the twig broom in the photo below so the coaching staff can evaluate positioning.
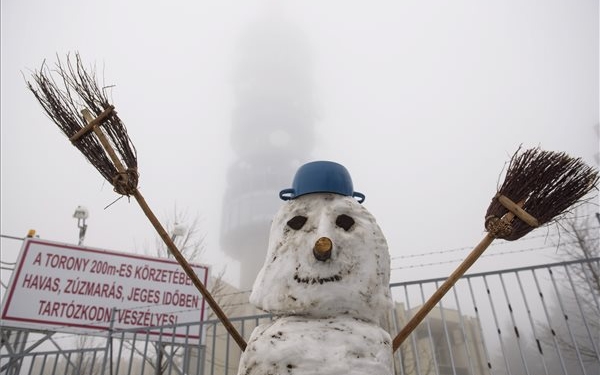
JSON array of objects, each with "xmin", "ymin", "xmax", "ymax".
[
  {"xmin": 27, "ymin": 53, "xmax": 247, "ymax": 351},
  {"xmin": 392, "ymin": 146, "xmax": 599, "ymax": 352}
]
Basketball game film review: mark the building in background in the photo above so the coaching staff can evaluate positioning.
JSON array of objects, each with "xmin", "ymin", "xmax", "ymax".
[
  {"xmin": 220, "ymin": 14, "xmax": 317, "ymax": 288},
  {"xmin": 388, "ymin": 303, "xmax": 488, "ymax": 375}
]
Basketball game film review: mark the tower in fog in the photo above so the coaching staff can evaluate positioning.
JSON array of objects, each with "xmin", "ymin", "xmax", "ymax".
[{"xmin": 220, "ymin": 15, "xmax": 316, "ymax": 288}]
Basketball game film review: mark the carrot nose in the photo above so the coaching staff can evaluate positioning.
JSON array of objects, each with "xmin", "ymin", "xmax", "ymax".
[{"xmin": 313, "ymin": 237, "xmax": 333, "ymax": 261}]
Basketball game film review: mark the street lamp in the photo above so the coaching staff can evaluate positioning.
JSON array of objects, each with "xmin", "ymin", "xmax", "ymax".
[
  {"xmin": 73, "ymin": 205, "xmax": 89, "ymax": 246},
  {"xmin": 171, "ymin": 222, "xmax": 187, "ymax": 240},
  {"xmin": 166, "ymin": 222, "xmax": 187, "ymax": 259},
  {"xmin": 158, "ymin": 220, "xmax": 187, "ymax": 372}
]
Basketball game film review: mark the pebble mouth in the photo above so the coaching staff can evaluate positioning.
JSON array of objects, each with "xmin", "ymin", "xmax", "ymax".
[{"xmin": 293, "ymin": 272, "xmax": 343, "ymax": 285}]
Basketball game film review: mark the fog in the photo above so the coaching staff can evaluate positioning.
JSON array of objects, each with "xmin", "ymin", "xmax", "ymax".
[{"xmin": 1, "ymin": 1, "xmax": 598, "ymax": 293}]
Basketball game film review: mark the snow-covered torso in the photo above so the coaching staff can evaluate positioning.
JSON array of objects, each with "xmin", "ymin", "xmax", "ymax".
[
  {"xmin": 238, "ymin": 193, "xmax": 393, "ymax": 375},
  {"xmin": 238, "ymin": 316, "xmax": 393, "ymax": 375}
]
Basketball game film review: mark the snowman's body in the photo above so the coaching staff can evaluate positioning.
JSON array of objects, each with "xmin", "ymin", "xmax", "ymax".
[
  {"xmin": 238, "ymin": 192, "xmax": 394, "ymax": 375},
  {"xmin": 240, "ymin": 316, "xmax": 392, "ymax": 375}
]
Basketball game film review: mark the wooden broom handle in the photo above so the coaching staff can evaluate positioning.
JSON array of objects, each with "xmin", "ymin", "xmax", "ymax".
[
  {"xmin": 132, "ymin": 190, "xmax": 248, "ymax": 351},
  {"xmin": 392, "ymin": 196, "xmax": 533, "ymax": 352},
  {"xmin": 79, "ymin": 109, "xmax": 247, "ymax": 351},
  {"xmin": 392, "ymin": 233, "xmax": 494, "ymax": 352}
]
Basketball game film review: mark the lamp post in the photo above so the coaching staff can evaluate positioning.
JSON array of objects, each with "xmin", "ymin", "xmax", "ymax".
[
  {"xmin": 73, "ymin": 206, "xmax": 89, "ymax": 246},
  {"xmin": 156, "ymin": 222, "xmax": 187, "ymax": 375},
  {"xmin": 171, "ymin": 222, "xmax": 187, "ymax": 243}
]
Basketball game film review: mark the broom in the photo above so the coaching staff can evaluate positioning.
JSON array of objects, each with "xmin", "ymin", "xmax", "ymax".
[
  {"xmin": 392, "ymin": 146, "xmax": 599, "ymax": 352},
  {"xmin": 27, "ymin": 53, "xmax": 247, "ymax": 351}
]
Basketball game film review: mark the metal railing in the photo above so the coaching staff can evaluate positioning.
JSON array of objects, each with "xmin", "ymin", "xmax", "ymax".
[
  {"xmin": 388, "ymin": 258, "xmax": 600, "ymax": 375},
  {"xmin": 1, "ymin": 258, "xmax": 598, "ymax": 375}
]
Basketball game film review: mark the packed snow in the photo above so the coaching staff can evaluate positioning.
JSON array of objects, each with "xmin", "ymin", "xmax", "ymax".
[{"xmin": 238, "ymin": 193, "xmax": 393, "ymax": 375}]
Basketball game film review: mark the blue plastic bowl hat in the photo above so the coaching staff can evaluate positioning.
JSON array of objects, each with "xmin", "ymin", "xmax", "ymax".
[{"xmin": 279, "ymin": 161, "xmax": 365, "ymax": 203}]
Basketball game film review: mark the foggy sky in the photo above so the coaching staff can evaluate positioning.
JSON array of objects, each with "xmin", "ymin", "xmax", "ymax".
[{"xmin": 1, "ymin": 1, "xmax": 598, "ymax": 295}]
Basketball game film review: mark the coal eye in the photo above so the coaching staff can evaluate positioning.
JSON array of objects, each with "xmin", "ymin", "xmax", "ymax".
[
  {"xmin": 336, "ymin": 214, "xmax": 355, "ymax": 231},
  {"xmin": 287, "ymin": 215, "xmax": 307, "ymax": 230}
]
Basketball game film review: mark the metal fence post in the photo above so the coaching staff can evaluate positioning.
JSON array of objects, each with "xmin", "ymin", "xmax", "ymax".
[{"xmin": 101, "ymin": 308, "xmax": 117, "ymax": 375}]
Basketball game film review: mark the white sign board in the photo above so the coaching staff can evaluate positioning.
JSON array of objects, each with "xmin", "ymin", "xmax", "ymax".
[{"xmin": 1, "ymin": 238, "xmax": 208, "ymax": 342}]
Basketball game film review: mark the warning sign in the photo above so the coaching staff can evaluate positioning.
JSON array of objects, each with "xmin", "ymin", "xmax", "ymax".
[{"xmin": 1, "ymin": 238, "xmax": 209, "ymax": 341}]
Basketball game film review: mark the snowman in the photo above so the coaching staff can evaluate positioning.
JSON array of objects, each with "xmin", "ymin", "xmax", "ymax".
[{"xmin": 237, "ymin": 161, "xmax": 394, "ymax": 375}]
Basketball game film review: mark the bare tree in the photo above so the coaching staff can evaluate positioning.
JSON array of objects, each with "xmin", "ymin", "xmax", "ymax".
[
  {"xmin": 557, "ymin": 211, "xmax": 599, "ymax": 293},
  {"xmin": 74, "ymin": 336, "xmax": 104, "ymax": 375},
  {"xmin": 154, "ymin": 206, "xmax": 206, "ymax": 262},
  {"xmin": 148, "ymin": 206, "xmax": 236, "ymax": 375},
  {"xmin": 152, "ymin": 206, "xmax": 233, "ymax": 318},
  {"xmin": 533, "ymin": 208, "xmax": 600, "ymax": 374},
  {"xmin": 553, "ymin": 210, "xmax": 599, "ymax": 364},
  {"xmin": 56, "ymin": 335, "xmax": 105, "ymax": 375}
]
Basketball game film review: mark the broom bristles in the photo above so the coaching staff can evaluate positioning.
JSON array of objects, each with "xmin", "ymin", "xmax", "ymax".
[
  {"xmin": 485, "ymin": 147, "xmax": 599, "ymax": 240},
  {"xmin": 27, "ymin": 53, "xmax": 138, "ymax": 195}
]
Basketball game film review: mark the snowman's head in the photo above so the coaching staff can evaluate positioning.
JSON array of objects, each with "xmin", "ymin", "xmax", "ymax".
[{"xmin": 250, "ymin": 187, "xmax": 392, "ymax": 322}]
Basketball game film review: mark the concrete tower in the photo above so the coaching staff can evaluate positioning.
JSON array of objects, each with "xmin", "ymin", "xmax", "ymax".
[{"xmin": 220, "ymin": 15, "xmax": 316, "ymax": 288}]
